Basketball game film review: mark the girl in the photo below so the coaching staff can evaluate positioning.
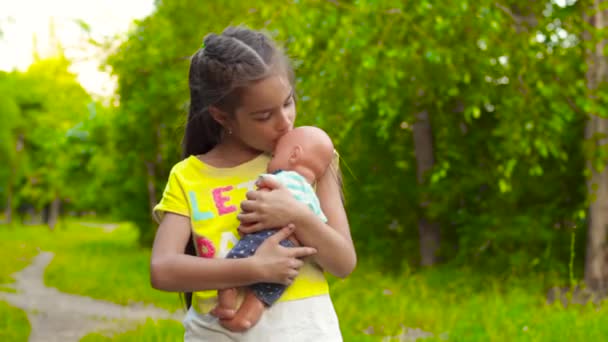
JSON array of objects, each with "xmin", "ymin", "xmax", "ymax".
[{"xmin": 150, "ymin": 25, "xmax": 356, "ymax": 341}]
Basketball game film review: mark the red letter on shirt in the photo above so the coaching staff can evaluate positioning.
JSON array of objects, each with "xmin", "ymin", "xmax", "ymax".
[{"xmin": 212, "ymin": 186, "xmax": 236, "ymax": 215}]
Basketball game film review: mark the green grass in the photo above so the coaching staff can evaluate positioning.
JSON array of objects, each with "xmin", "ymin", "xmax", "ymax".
[
  {"xmin": 0, "ymin": 300, "xmax": 30, "ymax": 342},
  {"xmin": 80, "ymin": 319, "xmax": 183, "ymax": 342},
  {"xmin": 44, "ymin": 223, "xmax": 182, "ymax": 310},
  {"xmin": 0, "ymin": 225, "xmax": 42, "ymax": 285},
  {"xmin": 329, "ymin": 266, "xmax": 608, "ymax": 341},
  {"xmin": 0, "ymin": 221, "xmax": 182, "ymax": 341},
  {"xmin": 2, "ymin": 220, "xmax": 608, "ymax": 341},
  {"xmin": 0, "ymin": 224, "xmax": 43, "ymax": 341},
  {"xmin": 0, "ymin": 221, "xmax": 182, "ymax": 311}
]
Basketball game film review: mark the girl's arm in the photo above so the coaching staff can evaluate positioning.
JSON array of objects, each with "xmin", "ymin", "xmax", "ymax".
[
  {"xmin": 237, "ymin": 167, "xmax": 357, "ymax": 278},
  {"xmin": 293, "ymin": 165, "xmax": 357, "ymax": 277},
  {"xmin": 150, "ymin": 212, "xmax": 317, "ymax": 291}
]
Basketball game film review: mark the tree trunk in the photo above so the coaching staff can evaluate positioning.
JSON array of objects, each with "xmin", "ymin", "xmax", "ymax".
[
  {"xmin": 4, "ymin": 174, "xmax": 12, "ymax": 224},
  {"xmin": 584, "ymin": 0, "xmax": 608, "ymax": 294},
  {"xmin": 146, "ymin": 124, "xmax": 163, "ymax": 219},
  {"xmin": 5, "ymin": 133, "xmax": 24, "ymax": 225},
  {"xmin": 47, "ymin": 197, "xmax": 61, "ymax": 230},
  {"xmin": 412, "ymin": 109, "xmax": 441, "ymax": 266},
  {"xmin": 42, "ymin": 203, "xmax": 50, "ymax": 224},
  {"xmin": 145, "ymin": 161, "xmax": 157, "ymax": 220}
]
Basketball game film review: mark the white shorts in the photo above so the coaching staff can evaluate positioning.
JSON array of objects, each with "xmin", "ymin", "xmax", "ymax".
[{"xmin": 183, "ymin": 294, "xmax": 342, "ymax": 342}]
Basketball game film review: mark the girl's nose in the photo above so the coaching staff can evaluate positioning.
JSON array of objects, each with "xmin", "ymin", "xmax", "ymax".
[{"xmin": 276, "ymin": 110, "xmax": 292, "ymax": 133}]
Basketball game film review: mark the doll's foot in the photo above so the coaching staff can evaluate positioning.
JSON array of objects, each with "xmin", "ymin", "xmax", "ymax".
[
  {"xmin": 219, "ymin": 317, "xmax": 253, "ymax": 332},
  {"xmin": 213, "ymin": 288, "xmax": 238, "ymax": 319},
  {"xmin": 210, "ymin": 305, "xmax": 236, "ymax": 320}
]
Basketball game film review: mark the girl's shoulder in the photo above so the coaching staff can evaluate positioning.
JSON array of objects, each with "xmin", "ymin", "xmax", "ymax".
[
  {"xmin": 167, "ymin": 155, "xmax": 202, "ymax": 179},
  {"xmin": 171, "ymin": 153, "xmax": 270, "ymax": 184}
]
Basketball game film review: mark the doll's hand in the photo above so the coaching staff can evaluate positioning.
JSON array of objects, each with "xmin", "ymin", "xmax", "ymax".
[
  {"xmin": 252, "ymin": 224, "xmax": 316, "ymax": 285},
  {"xmin": 237, "ymin": 175, "xmax": 305, "ymax": 234}
]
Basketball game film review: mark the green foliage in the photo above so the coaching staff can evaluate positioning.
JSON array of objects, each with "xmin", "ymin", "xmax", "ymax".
[
  {"xmin": 91, "ymin": 0, "xmax": 597, "ymax": 274},
  {"xmin": 0, "ymin": 72, "xmax": 21, "ymax": 164},
  {"xmin": 20, "ymin": 56, "xmax": 91, "ymax": 205},
  {"xmin": 0, "ymin": 52, "xmax": 93, "ymax": 220},
  {"xmin": 3, "ymin": 0, "xmax": 605, "ymax": 282}
]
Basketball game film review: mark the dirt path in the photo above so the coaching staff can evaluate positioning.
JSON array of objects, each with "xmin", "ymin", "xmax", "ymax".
[
  {"xmin": 0, "ymin": 252, "xmax": 182, "ymax": 342},
  {"xmin": 76, "ymin": 222, "xmax": 121, "ymax": 232}
]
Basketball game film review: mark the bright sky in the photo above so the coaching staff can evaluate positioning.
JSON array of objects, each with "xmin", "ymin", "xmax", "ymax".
[{"xmin": 0, "ymin": 0, "xmax": 155, "ymax": 97}]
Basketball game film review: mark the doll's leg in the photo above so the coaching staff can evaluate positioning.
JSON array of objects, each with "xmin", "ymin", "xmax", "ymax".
[
  {"xmin": 219, "ymin": 232, "xmax": 294, "ymax": 332},
  {"xmin": 219, "ymin": 289, "xmax": 266, "ymax": 332},
  {"xmin": 212, "ymin": 236, "xmax": 253, "ymax": 317},
  {"xmin": 214, "ymin": 231, "xmax": 272, "ymax": 331},
  {"xmin": 217, "ymin": 287, "xmax": 238, "ymax": 311},
  {"xmin": 287, "ymin": 235, "xmax": 300, "ymax": 246},
  {"xmin": 244, "ymin": 235, "xmax": 294, "ymax": 308}
]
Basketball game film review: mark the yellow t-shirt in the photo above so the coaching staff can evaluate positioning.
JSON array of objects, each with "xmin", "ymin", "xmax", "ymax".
[{"xmin": 153, "ymin": 154, "xmax": 329, "ymax": 314}]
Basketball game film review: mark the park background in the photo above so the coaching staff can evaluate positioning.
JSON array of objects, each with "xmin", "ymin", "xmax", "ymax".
[{"xmin": 2, "ymin": 0, "xmax": 608, "ymax": 341}]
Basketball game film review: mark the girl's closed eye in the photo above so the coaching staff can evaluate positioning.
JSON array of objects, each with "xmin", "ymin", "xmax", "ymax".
[
  {"xmin": 254, "ymin": 112, "xmax": 272, "ymax": 121},
  {"xmin": 283, "ymin": 97, "xmax": 293, "ymax": 108}
]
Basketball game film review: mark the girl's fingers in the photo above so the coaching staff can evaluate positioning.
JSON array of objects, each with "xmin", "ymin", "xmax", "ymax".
[
  {"xmin": 290, "ymin": 258, "xmax": 304, "ymax": 270},
  {"xmin": 289, "ymin": 246, "xmax": 317, "ymax": 259},
  {"xmin": 266, "ymin": 225, "xmax": 295, "ymax": 243},
  {"xmin": 238, "ymin": 222, "xmax": 264, "ymax": 234},
  {"xmin": 239, "ymin": 200, "xmax": 257, "ymax": 212},
  {"xmin": 236, "ymin": 212, "xmax": 259, "ymax": 224},
  {"xmin": 255, "ymin": 175, "xmax": 285, "ymax": 190},
  {"xmin": 245, "ymin": 190, "xmax": 263, "ymax": 201},
  {"xmin": 287, "ymin": 269, "xmax": 298, "ymax": 279}
]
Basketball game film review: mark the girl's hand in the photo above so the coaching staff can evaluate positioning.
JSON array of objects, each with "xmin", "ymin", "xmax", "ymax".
[
  {"xmin": 252, "ymin": 224, "xmax": 317, "ymax": 285},
  {"xmin": 237, "ymin": 175, "xmax": 306, "ymax": 234}
]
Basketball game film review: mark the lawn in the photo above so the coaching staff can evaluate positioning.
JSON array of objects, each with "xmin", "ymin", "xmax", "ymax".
[{"xmin": 1, "ymin": 220, "xmax": 607, "ymax": 341}]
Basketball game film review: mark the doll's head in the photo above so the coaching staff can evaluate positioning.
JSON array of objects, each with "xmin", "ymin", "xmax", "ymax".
[{"xmin": 267, "ymin": 126, "xmax": 334, "ymax": 184}]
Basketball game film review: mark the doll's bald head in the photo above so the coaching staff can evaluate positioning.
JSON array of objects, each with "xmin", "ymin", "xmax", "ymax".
[{"xmin": 268, "ymin": 126, "xmax": 334, "ymax": 183}]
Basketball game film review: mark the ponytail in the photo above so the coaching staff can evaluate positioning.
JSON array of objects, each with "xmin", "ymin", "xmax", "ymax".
[{"xmin": 181, "ymin": 108, "xmax": 223, "ymax": 158}]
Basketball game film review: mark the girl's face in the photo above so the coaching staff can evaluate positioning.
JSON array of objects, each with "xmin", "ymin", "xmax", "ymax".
[{"xmin": 230, "ymin": 74, "xmax": 296, "ymax": 153}]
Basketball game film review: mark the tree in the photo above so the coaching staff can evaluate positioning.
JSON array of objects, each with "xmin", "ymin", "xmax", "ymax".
[
  {"xmin": 0, "ymin": 71, "xmax": 22, "ymax": 223},
  {"xmin": 99, "ymin": 0, "xmax": 591, "ymax": 278},
  {"xmin": 583, "ymin": 0, "xmax": 608, "ymax": 294},
  {"xmin": 413, "ymin": 109, "xmax": 441, "ymax": 266}
]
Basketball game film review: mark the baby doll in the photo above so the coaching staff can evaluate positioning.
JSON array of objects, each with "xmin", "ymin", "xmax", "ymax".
[{"xmin": 215, "ymin": 126, "xmax": 335, "ymax": 332}]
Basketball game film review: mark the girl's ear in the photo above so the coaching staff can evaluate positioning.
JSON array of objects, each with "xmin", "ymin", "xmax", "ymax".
[
  {"xmin": 209, "ymin": 106, "xmax": 229, "ymax": 127},
  {"xmin": 289, "ymin": 145, "xmax": 302, "ymax": 165}
]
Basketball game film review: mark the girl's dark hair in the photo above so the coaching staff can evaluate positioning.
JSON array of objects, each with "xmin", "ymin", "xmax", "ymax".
[
  {"xmin": 182, "ymin": 25, "xmax": 295, "ymax": 158},
  {"xmin": 181, "ymin": 25, "xmax": 295, "ymax": 309}
]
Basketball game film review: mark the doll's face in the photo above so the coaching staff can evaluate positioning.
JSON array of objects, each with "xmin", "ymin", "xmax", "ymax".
[
  {"xmin": 266, "ymin": 126, "xmax": 334, "ymax": 181},
  {"xmin": 267, "ymin": 138, "xmax": 295, "ymax": 173}
]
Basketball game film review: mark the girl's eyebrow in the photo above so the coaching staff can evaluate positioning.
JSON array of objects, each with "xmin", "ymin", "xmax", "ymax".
[{"xmin": 250, "ymin": 89, "xmax": 294, "ymax": 115}]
